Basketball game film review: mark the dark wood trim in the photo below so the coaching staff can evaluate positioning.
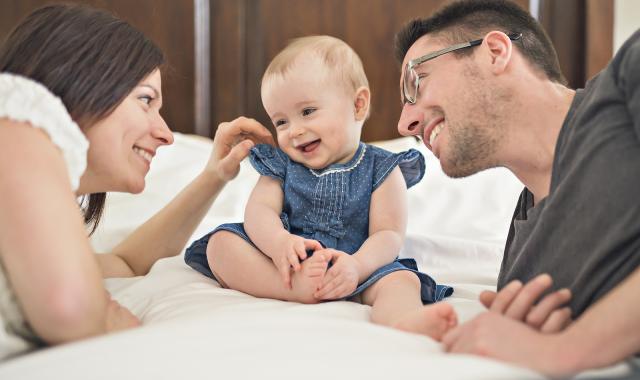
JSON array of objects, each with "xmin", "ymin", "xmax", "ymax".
[
  {"xmin": 539, "ymin": 0, "xmax": 614, "ymax": 88},
  {"xmin": 585, "ymin": 0, "xmax": 614, "ymax": 80},
  {"xmin": 210, "ymin": 0, "xmax": 248, "ymax": 133}
]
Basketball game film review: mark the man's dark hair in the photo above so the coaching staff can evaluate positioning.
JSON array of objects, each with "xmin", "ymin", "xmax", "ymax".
[
  {"xmin": 0, "ymin": 4, "xmax": 165, "ymax": 234},
  {"xmin": 395, "ymin": 0, "xmax": 566, "ymax": 85}
]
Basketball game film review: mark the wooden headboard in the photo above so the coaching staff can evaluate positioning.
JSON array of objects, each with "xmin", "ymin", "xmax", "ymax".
[{"xmin": 4, "ymin": 0, "xmax": 613, "ymax": 142}]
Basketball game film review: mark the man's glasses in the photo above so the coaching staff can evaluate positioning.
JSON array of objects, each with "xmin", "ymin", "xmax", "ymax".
[{"xmin": 402, "ymin": 33, "xmax": 523, "ymax": 105}]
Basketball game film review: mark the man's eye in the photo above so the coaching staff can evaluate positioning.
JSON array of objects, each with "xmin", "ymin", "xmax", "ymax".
[{"xmin": 302, "ymin": 107, "xmax": 316, "ymax": 116}]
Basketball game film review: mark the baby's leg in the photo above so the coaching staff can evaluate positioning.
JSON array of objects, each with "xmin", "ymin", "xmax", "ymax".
[
  {"xmin": 207, "ymin": 231, "xmax": 328, "ymax": 303},
  {"xmin": 361, "ymin": 271, "xmax": 457, "ymax": 341}
]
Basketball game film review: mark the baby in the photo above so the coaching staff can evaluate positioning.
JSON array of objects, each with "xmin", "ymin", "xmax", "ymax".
[{"xmin": 185, "ymin": 36, "xmax": 456, "ymax": 340}]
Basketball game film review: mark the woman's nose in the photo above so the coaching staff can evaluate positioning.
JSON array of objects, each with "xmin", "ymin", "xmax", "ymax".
[{"xmin": 152, "ymin": 115, "xmax": 174, "ymax": 145}]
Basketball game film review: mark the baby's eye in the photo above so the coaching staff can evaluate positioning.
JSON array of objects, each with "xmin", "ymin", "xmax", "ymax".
[
  {"xmin": 274, "ymin": 119, "xmax": 287, "ymax": 128},
  {"xmin": 302, "ymin": 107, "xmax": 316, "ymax": 116}
]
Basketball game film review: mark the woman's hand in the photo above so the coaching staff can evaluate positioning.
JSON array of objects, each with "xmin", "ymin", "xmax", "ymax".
[
  {"xmin": 205, "ymin": 117, "xmax": 274, "ymax": 182},
  {"xmin": 480, "ymin": 273, "xmax": 573, "ymax": 333},
  {"xmin": 314, "ymin": 249, "xmax": 362, "ymax": 300},
  {"xmin": 104, "ymin": 295, "xmax": 141, "ymax": 333}
]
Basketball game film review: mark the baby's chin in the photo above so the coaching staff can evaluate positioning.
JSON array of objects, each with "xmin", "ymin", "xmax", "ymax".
[{"xmin": 288, "ymin": 154, "xmax": 331, "ymax": 170}]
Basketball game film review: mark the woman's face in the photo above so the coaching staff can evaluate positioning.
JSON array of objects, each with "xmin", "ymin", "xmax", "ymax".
[{"xmin": 80, "ymin": 69, "xmax": 173, "ymax": 194}]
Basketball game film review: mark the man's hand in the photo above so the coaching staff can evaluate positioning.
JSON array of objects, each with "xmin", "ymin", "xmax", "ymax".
[
  {"xmin": 442, "ymin": 312, "xmax": 576, "ymax": 378},
  {"xmin": 481, "ymin": 273, "xmax": 572, "ymax": 333},
  {"xmin": 314, "ymin": 249, "xmax": 361, "ymax": 300},
  {"xmin": 272, "ymin": 234, "xmax": 323, "ymax": 289}
]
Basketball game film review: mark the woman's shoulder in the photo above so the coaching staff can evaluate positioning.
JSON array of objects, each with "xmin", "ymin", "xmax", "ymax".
[{"xmin": 0, "ymin": 73, "xmax": 88, "ymax": 190}]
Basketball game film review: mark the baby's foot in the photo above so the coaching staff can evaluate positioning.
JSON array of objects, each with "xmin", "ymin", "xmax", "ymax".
[
  {"xmin": 290, "ymin": 251, "xmax": 329, "ymax": 304},
  {"xmin": 393, "ymin": 302, "xmax": 458, "ymax": 341}
]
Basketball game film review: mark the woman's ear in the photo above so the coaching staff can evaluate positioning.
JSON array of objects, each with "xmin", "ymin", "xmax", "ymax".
[{"xmin": 354, "ymin": 86, "xmax": 371, "ymax": 121}]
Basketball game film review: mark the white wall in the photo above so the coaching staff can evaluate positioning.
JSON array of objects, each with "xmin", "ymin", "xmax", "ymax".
[{"xmin": 614, "ymin": 0, "xmax": 640, "ymax": 52}]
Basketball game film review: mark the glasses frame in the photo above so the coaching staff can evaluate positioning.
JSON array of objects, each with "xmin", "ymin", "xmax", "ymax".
[{"xmin": 403, "ymin": 32, "xmax": 523, "ymax": 104}]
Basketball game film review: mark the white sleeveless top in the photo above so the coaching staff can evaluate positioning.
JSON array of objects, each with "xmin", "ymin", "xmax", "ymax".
[{"xmin": 0, "ymin": 73, "xmax": 89, "ymax": 360}]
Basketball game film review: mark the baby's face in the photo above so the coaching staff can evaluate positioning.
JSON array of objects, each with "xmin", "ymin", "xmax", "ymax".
[{"xmin": 262, "ymin": 56, "xmax": 362, "ymax": 169}]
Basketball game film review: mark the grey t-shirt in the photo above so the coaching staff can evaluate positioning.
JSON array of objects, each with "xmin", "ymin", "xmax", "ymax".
[{"xmin": 499, "ymin": 29, "xmax": 640, "ymax": 317}]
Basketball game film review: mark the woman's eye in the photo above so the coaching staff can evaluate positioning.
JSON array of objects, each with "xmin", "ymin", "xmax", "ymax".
[
  {"xmin": 302, "ymin": 107, "xmax": 316, "ymax": 116},
  {"xmin": 139, "ymin": 95, "xmax": 153, "ymax": 105}
]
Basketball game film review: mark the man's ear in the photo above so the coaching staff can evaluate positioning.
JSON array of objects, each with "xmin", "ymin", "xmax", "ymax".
[
  {"xmin": 482, "ymin": 31, "xmax": 514, "ymax": 75},
  {"xmin": 354, "ymin": 86, "xmax": 371, "ymax": 121}
]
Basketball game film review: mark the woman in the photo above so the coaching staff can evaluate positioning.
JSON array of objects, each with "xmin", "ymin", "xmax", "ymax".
[{"xmin": 0, "ymin": 4, "xmax": 272, "ymax": 360}]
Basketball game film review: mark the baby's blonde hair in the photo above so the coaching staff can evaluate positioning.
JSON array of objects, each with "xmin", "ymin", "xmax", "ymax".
[{"xmin": 262, "ymin": 35, "xmax": 369, "ymax": 97}]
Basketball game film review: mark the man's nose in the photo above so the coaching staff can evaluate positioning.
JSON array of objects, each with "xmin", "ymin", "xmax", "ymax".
[{"xmin": 397, "ymin": 103, "xmax": 422, "ymax": 137}]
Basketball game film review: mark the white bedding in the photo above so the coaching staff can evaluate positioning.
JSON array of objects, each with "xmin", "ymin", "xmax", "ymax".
[{"xmin": 0, "ymin": 134, "xmax": 628, "ymax": 379}]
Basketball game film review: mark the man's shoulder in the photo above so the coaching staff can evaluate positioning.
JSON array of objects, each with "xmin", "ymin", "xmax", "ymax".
[{"xmin": 609, "ymin": 29, "xmax": 640, "ymax": 73}]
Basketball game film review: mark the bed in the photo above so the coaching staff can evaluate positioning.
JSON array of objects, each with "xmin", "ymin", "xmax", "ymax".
[{"xmin": 0, "ymin": 133, "xmax": 631, "ymax": 379}]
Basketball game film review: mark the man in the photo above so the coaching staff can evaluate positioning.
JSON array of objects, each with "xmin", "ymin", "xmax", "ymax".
[{"xmin": 395, "ymin": 0, "xmax": 640, "ymax": 377}]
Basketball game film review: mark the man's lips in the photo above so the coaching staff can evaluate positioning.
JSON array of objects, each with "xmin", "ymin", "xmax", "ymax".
[{"xmin": 423, "ymin": 117, "xmax": 444, "ymax": 150}]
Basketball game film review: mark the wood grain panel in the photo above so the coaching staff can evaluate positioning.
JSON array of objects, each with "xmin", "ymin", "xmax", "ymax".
[
  {"xmin": 585, "ymin": 0, "xmax": 613, "ymax": 80},
  {"xmin": 0, "ymin": 0, "xmax": 196, "ymax": 134}
]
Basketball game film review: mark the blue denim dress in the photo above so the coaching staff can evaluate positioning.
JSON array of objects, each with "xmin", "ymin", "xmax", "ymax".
[{"xmin": 185, "ymin": 142, "xmax": 453, "ymax": 303}]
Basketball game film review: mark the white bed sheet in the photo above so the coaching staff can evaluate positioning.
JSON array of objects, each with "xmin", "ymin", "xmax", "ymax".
[{"xmin": 0, "ymin": 134, "xmax": 629, "ymax": 379}]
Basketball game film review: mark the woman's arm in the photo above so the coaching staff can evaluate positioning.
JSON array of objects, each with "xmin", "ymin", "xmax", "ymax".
[
  {"xmin": 0, "ymin": 120, "xmax": 111, "ymax": 343},
  {"xmin": 352, "ymin": 166, "xmax": 407, "ymax": 282},
  {"xmin": 97, "ymin": 118, "xmax": 274, "ymax": 278}
]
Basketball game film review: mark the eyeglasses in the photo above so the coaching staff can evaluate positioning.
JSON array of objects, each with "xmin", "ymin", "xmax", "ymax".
[{"xmin": 402, "ymin": 33, "xmax": 523, "ymax": 105}]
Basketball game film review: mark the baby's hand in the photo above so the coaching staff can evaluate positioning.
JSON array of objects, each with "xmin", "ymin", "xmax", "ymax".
[
  {"xmin": 273, "ymin": 235, "xmax": 323, "ymax": 289},
  {"xmin": 314, "ymin": 249, "xmax": 361, "ymax": 300}
]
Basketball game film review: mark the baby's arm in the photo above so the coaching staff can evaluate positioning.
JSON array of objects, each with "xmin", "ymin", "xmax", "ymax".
[
  {"xmin": 355, "ymin": 166, "xmax": 408, "ymax": 280},
  {"xmin": 315, "ymin": 167, "xmax": 407, "ymax": 299},
  {"xmin": 244, "ymin": 175, "xmax": 322, "ymax": 288}
]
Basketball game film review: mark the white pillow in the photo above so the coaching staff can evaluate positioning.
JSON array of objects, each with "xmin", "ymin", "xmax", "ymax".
[{"xmin": 92, "ymin": 134, "xmax": 523, "ymax": 256}]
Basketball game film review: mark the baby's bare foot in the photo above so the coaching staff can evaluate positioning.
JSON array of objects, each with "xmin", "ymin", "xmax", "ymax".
[
  {"xmin": 290, "ymin": 251, "xmax": 329, "ymax": 303},
  {"xmin": 393, "ymin": 302, "xmax": 458, "ymax": 341}
]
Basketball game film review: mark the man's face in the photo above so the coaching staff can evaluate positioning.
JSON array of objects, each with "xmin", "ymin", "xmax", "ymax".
[{"xmin": 397, "ymin": 34, "xmax": 506, "ymax": 178}]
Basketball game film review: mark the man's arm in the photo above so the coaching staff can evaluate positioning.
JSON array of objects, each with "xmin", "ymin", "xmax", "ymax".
[{"xmin": 442, "ymin": 266, "xmax": 640, "ymax": 377}]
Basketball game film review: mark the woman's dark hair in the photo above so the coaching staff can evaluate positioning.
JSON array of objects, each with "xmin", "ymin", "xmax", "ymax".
[
  {"xmin": 0, "ymin": 4, "xmax": 165, "ymax": 234},
  {"xmin": 395, "ymin": 0, "xmax": 566, "ymax": 85}
]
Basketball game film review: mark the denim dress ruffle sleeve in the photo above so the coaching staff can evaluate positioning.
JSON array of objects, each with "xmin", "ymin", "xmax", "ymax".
[{"xmin": 185, "ymin": 142, "xmax": 453, "ymax": 303}]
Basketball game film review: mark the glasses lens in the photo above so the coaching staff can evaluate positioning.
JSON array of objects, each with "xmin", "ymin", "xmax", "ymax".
[{"xmin": 403, "ymin": 66, "xmax": 418, "ymax": 104}]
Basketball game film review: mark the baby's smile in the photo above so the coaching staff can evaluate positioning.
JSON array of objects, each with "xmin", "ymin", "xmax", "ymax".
[{"xmin": 296, "ymin": 139, "xmax": 321, "ymax": 153}]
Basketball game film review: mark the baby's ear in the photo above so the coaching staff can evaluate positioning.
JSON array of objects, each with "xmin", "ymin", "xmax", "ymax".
[{"xmin": 354, "ymin": 87, "xmax": 371, "ymax": 121}]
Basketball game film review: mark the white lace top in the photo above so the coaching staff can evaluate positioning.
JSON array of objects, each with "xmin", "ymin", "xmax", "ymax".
[{"xmin": 0, "ymin": 72, "xmax": 89, "ymax": 360}]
